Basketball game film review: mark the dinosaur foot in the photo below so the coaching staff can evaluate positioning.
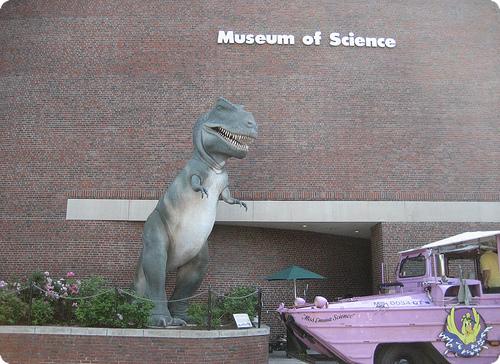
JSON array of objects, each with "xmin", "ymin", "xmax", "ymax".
[
  {"xmin": 169, "ymin": 311, "xmax": 194, "ymax": 324},
  {"xmin": 150, "ymin": 314, "xmax": 186, "ymax": 327}
]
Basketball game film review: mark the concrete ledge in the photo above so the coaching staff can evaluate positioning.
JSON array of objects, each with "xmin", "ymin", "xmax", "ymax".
[
  {"xmin": 0, "ymin": 326, "xmax": 34, "ymax": 334},
  {"xmin": 67, "ymin": 199, "xmax": 500, "ymax": 223},
  {"xmin": 0, "ymin": 325, "xmax": 270, "ymax": 338}
]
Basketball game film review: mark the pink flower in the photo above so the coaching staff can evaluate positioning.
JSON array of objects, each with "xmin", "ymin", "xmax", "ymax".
[
  {"xmin": 69, "ymin": 284, "xmax": 79, "ymax": 295},
  {"xmin": 46, "ymin": 290, "xmax": 58, "ymax": 299},
  {"xmin": 66, "ymin": 272, "xmax": 75, "ymax": 278},
  {"xmin": 44, "ymin": 272, "xmax": 50, "ymax": 277},
  {"xmin": 0, "ymin": 280, "xmax": 6, "ymax": 289},
  {"xmin": 72, "ymin": 302, "xmax": 78, "ymax": 307}
]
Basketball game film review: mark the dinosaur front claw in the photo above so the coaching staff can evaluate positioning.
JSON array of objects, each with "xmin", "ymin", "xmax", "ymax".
[
  {"xmin": 232, "ymin": 199, "xmax": 247, "ymax": 211},
  {"xmin": 240, "ymin": 201, "xmax": 247, "ymax": 211}
]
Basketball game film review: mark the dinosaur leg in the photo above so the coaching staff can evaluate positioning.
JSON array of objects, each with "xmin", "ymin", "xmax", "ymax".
[
  {"xmin": 169, "ymin": 242, "xmax": 209, "ymax": 322},
  {"xmin": 135, "ymin": 210, "xmax": 184, "ymax": 327}
]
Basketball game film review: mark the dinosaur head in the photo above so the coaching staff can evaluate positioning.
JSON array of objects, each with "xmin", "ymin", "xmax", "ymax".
[{"xmin": 193, "ymin": 97, "xmax": 257, "ymax": 169}]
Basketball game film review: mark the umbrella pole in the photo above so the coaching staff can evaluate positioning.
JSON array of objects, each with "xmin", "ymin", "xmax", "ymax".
[{"xmin": 294, "ymin": 279, "xmax": 297, "ymax": 299}]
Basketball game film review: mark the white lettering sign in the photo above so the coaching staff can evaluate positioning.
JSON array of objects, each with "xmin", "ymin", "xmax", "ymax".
[
  {"xmin": 218, "ymin": 30, "xmax": 396, "ymax": 48},
  {"xmin": 329, "ymin": 32, "xmax": 396, "ymax": 48},
  {"xmin": 218, "ymin": 30, "xmax": 295, "ymax": 45}
]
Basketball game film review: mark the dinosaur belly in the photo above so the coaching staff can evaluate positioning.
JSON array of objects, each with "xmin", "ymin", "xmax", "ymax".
[{"xmin": 166, "ymin": 185, "xmax": 220, "ymax": 270}]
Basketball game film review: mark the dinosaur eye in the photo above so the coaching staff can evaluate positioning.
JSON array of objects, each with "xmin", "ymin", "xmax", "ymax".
[{"xmin": 216, "ymin": 105, "xmax": 225, "ymax": 111}]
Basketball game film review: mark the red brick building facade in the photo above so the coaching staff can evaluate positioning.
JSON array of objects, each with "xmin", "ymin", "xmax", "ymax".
[{"xmin": 1, "ymin": 0, "xmax": 499, "ymax": 337}]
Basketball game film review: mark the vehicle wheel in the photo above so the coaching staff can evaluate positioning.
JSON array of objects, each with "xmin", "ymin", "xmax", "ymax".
[{"xmin": 375, "ymin": 344, "xmax": 434, "ymax": 364}]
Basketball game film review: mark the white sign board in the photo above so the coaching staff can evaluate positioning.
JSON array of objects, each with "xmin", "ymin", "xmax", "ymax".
[{"xmin": 233, "ymin": 313, "xmax": 253, "ymax": 328}]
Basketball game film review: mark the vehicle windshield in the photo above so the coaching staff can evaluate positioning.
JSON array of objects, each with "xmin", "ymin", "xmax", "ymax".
[{"xmin": 399, "ymin": 255, "xmax": 426, "ymax": 278}]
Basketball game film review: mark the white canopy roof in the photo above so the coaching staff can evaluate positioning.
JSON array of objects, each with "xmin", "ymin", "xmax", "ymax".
[{"xmin": 400, "ymin": 230, "xmax": 500, "ymax": 254}]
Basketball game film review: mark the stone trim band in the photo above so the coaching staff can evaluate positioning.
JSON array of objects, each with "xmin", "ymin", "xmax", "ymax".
[{"xmin": 66, "ymin": 199, "xmax": 500, "ymax": 223}]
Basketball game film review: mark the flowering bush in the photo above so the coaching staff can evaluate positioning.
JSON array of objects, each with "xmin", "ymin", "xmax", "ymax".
[
  {"xmin": 25, "ymin": 271, "xmax": 82, "ymax": 324},
  {"xmin": 39, "ymin": 271, "xmax": 81, "ymax": 301},
  {"xmin": 0, "ymin": 272, "xmax": 153, "ymax": 328}
]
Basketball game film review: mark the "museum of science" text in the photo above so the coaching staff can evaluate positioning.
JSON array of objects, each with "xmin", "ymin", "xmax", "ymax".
[{"xmin": 217, "ymin": 30, "xmax": 396, "ymax": 48}]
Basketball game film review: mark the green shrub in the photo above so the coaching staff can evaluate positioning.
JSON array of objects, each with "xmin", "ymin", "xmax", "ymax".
[
  {"xmin": 187, "ymin": 301, "xmax": 224, "ymax": 327},
  {"xmin": 31, "ymin": 298, "xmax": 54, "ymax": 325},
  {"xmin": 0, "ymin": 291, "xmax": 28, "ymax": 324},
  {"xmin": 221, "ymin": 286, "xmax": 257, "ymax": 319},
  {"xmin": 75, "ymin": 289, "xmax": 153, "ymax": 328},
  {"xmin": 78, "ymin": 275, "xmax": 106, "ymax": 297},
  {"xmin": 0, "ymin": 274, "xmax": 153, "ymax": 328},
  {"xmin": 187, "ymin": 286, "xmax": 258, "ymax": 327},
  {"xmin": 28, "ymin": 271, "xmax": 46, "ymax": 287}
]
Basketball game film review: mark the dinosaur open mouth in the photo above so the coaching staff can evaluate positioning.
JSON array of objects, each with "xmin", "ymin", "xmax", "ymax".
[{"xmin": 211, "ymin": 126, "xmax": 253, "ymax": 152}]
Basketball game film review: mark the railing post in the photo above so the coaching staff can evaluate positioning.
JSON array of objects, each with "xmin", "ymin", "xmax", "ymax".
[
  {"xmin": 28, "ymin": 280, "xmax": 33, "ymax": 325},
  {"xmin": 207, "ymin": 285, "xmax": 212, "ymax": 330},
  {"xmin": 114, "ymin": 287, "xmax": 120, "ymax": 321},
  {"xmin": 257, "ymin": 288, "xmax": 262, "ymax": 328}
]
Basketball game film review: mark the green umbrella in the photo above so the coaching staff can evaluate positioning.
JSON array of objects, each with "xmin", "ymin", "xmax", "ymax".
[{"xmin": 265, "ymin": 265, "xmax": 326, "ymax": 298}]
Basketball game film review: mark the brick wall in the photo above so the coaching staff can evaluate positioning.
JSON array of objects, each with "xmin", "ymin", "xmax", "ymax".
[
  {"xmin": 206, "ymin": 227, "xmax": 372, "ymax": 337},
  {"xmin": 0, "ymin": 224, "xmax": 371, "ymax": 337},
  {"xmin": 0, "ymin": 0, "xmax": 498, "ymax": 340},
  {"xmin": 0, "ymin": 332, "xmax": 269, "ymax": 364},
  {"xmin": 0, "ymin": 0, "xmax": 498, "ymax": 210}
]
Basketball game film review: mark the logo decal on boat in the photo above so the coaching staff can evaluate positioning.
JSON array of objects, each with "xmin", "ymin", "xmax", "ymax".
[{"xmin": 439, "ymin": 307, "xmax": 491, "ymax": 357}]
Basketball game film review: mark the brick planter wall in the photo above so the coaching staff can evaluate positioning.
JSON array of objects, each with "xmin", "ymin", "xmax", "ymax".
[{"xmin": 0, "ymin": 326, "xmax": 270, "ymax": 364}]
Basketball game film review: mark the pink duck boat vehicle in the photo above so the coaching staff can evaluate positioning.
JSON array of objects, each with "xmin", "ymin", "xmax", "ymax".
[{"xmin": 278, "ymin": 231, "xmax": 500, "ymax": 364}]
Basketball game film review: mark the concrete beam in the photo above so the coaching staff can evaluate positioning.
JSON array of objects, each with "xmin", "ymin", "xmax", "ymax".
[{"xmin": 66, "ymin": 199, "xmax": 500, "ymax": 223}]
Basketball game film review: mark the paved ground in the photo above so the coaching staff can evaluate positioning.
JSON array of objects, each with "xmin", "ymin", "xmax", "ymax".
[
  {"xmin": 268, "ymin": 350, "xmax": 339, "ymax": 364},
  {"xmin": 268, "ymin": 350, "xmax": 306, "ymax": 364}
]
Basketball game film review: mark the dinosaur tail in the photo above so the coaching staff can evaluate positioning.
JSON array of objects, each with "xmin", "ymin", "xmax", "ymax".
[{"xmin": 133, "ymin": 252, "xmax": 147, "ymax": 296}]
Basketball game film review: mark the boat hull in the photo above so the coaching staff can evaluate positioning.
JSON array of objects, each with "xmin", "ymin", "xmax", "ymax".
[{"xmin": 281, "ymin": 298, "xmax": 500, "ymax": 364}]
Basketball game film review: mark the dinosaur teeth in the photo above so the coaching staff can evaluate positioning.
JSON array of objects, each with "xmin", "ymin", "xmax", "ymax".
[{"xmin": 213, "ymin": 127, "xmax": 252, "ymax": 151}]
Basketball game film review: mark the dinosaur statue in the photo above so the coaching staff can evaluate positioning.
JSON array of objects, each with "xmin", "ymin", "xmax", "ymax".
[{"xmin": 134, "ymin": 97, "xmax": 258, "ymax": 326}]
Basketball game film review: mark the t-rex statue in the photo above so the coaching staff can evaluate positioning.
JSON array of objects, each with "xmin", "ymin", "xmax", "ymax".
[{"xmin": 134, "ymin": 97, "xmax": 258, "ymax": 326}]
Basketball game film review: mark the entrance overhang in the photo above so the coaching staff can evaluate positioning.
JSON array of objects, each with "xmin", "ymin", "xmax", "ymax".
[{"xmin": 66, "ymin": 199, "xmax": 500, "ymax": 239}]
